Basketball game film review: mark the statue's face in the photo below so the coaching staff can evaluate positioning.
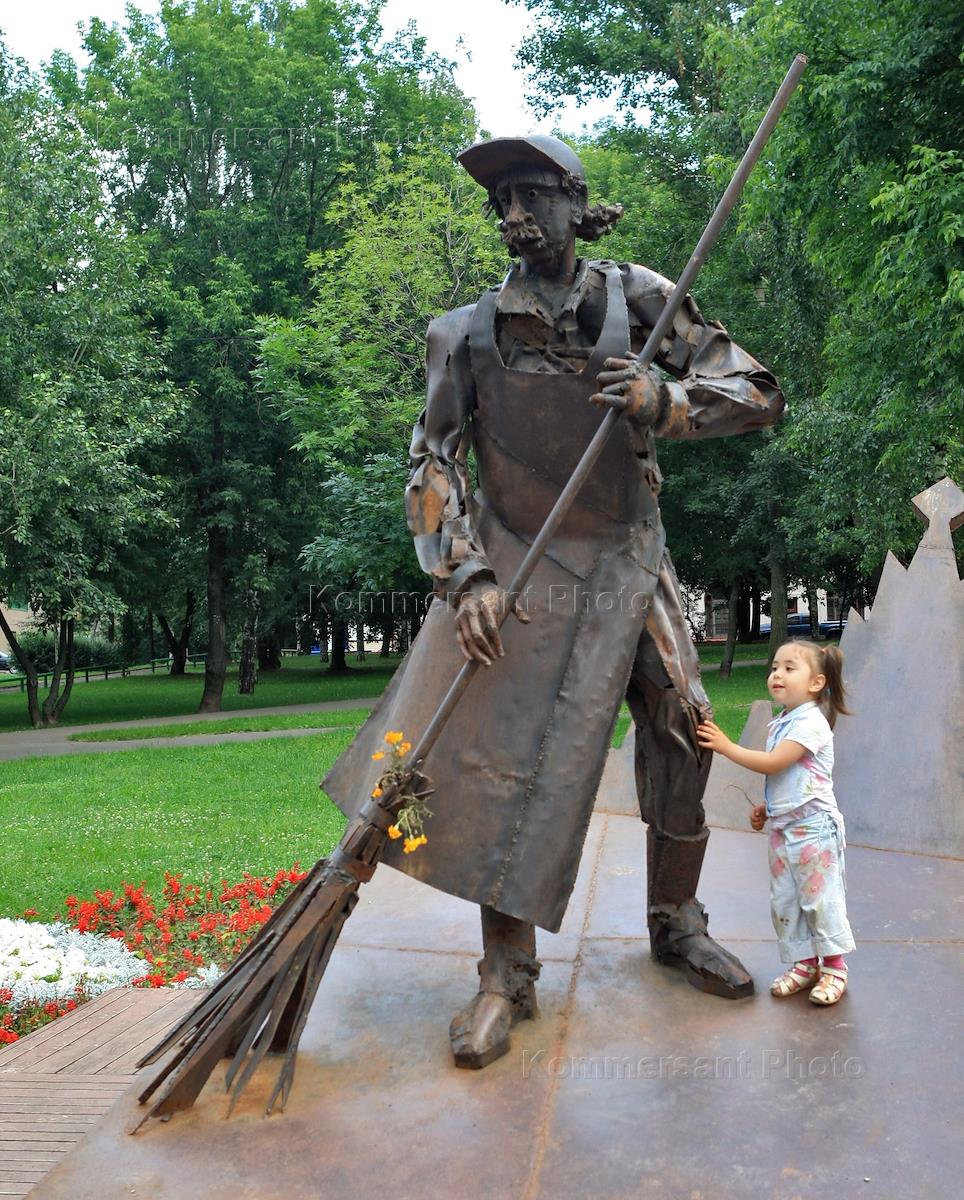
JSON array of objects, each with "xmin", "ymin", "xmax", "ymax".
[{"xmin": 493, "ymin": 167, "xmax": 582, "ymax": 269}]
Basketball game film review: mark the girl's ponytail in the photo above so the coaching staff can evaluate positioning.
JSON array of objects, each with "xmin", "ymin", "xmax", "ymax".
[
  {"xmin": 791, "ymin": 639, "xmax": 852, "ymax": 728},
  {"xmin": 820, "ymin": 644, "xmax": 851, "ymax": 728}
]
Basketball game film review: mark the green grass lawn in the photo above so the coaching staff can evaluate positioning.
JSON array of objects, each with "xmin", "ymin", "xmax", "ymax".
[
  {"xmin": 0, "ymin": 661, "xmax": 772, "ymax": 918},
  {"xmin": 0, "ymin": 656, "xmax": 399, "ymax": 734},
  {"xmin": 0, "ymin": 732, "xmax": 354, "ymax": 917},
  {"xmin": 704, "ymin": 665, "xmax": 771, "ymax": 739},
  {"xmin": 696, "ymin": 642, "xmax": 769, "ymax": 664},
  {"xmin": 68, "ymin": 708, "xmax": 373, "ymax": 742}
]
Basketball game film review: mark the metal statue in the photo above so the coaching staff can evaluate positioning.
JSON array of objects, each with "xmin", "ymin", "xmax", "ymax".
[
  {"xmin": 134, "ymin": 61, "xmax": 807, "ymax": 1120},
  {"xmin": 325, "ymin": 133, "xmax": 786, "ymax": 1068}
]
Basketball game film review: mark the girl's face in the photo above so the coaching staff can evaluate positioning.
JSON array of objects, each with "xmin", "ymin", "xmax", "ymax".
[{"xmin": 767, "ymin": 644, "xmax": 826, "ymax": 711}]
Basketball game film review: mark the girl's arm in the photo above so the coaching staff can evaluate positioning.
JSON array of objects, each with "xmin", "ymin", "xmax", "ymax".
[{"xmin": 696, "ymin": 720, "xmax": 807, "ymax": 776}]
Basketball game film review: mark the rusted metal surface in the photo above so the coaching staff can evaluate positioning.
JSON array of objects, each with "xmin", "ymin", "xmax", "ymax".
[
  {"xmin": 834, "ymin": 478, "xmax": 964, "ymax": 855},
  {"xmin": 326, "ymin": 210, "xmax": 784, "ymax": 938},
  {"xmin": 135, "ymin": 74, "xmax": 803, "ymax": 1120},
  {"xmin": 133, "ymin": 771, "xmax": 434, "ymax": 1125}
]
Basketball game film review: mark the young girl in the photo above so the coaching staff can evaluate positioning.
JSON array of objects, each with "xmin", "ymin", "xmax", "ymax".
[{"xmin": 696, "ymin": 640, "xmax": 855, "ymax": 1005}]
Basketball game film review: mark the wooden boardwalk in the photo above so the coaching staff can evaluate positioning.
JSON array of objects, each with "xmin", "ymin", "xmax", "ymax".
[{"xmin": 0, "ymin": 989, "xmax": 196, "ymax": 1197}]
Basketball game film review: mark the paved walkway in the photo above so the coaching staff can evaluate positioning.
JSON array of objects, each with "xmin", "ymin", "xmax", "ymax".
[
  {"xmin": 0, "ymin": 698, "xmax": 382, "ymax": 762},
  {"xmin": 0, "ymin": 657, "xmax": 768, "ymax": 764},
  {"xmin": 21, "ymin": 739, "xmax": 963, "ymax": 1200}
]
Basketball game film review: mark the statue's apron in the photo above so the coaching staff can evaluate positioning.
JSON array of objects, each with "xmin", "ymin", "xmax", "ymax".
[{"xmin": 324, "ymin": 263, "xmax": 667, "ymax": 932}]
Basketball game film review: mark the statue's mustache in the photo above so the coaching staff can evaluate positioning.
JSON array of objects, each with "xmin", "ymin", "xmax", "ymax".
[{"xmin": 500, "ymin": 220, "xmax": 546, "ymax": 251}]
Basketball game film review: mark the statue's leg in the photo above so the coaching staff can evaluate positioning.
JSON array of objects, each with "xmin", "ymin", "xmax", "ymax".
[
  {"xmin": 626, "ymin": 559, "xmax": 754, "ymax": 999},
  {"xmin": 449, "ymin": 905, "xmax": 541, "ymax": 1069}
]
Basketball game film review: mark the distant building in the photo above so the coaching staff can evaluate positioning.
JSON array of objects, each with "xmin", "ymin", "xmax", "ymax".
[
  {"xmin": 687, "ymin": 587, "xmax": 853, "ymax": 642},
  {"xmin": 0, "ymin": 600, "xmax": 31, "ymax": 654}
]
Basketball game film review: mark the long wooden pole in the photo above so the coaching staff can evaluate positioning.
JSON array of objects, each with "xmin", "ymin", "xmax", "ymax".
[{"xmin": 411, "ymin": 54, "xmax": 807, "ymax": 769}]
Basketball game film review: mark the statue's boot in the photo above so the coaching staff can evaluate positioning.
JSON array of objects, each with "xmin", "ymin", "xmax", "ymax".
[
  {"xmin": 449, "ymin": 908, "xmax": 541, "ymax": 1069},
  {"xmin": 647, "ymin": 828, "xmax": 754, "ymax": 999}
]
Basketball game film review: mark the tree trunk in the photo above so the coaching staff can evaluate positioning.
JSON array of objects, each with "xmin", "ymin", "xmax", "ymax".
[
  {"xmin": 0, "ymin": 607, "xmax": 42, "ymax": 728},
  {"xmin": 329, "ymin": 616, "xmax": 349, "ymax": 672},
  {"xmin": 380, "ymin": 618, "xmax": 392, "ymax": 657},
  {"xmin": 838, "ymin": 583, "xmax": 850, "ymax": 633},
  {"xmin": 158, "ymin": 589, "xmax": 196, "ymax": 675},
  {"xmin": 719, "ymin": 577, "xmax": 740, "ymax": 680},
  {"xmin": 397, "ymin": 617, "xmax": 409, "ymax": 655},
  {"xmin": 257, "ymin": 632, "xmax": 282, "ymax": 671},
  {"xmin": 121, "ymin": 610, "xmax": 138, "ymax": 668},
  {"xmin": 735, "ymin": 582, "xmax": 751, "ymax": 642},
  {"xmin": 318, "ymin": 612, "xmax": 329, "ymax": 662},
  {"xmin": 296, "ymin": 617, "xmax": 312, "ymax": 655},
  {"xmin": 147, "ymin": 609, "xmax": 156, "ymax": 661},
  {"xmin": 238, "ymin": 590, "xmax": 259, "ymax": 695},
  {"xmin": 355, "ymin": 620, "xmax": 366, "ymax": 662},
  {"xmin": 199, "ymin": 527, "xmax": 228, "ymax": 712},
  {"xmin": 37, "ymin": 617, "xmax": 76, "ymax": 727},
  {"xmin": 750, "ymin": 586, "xmax": 761, "ymax": 639},
  {"xmin": 51, "ymin": 619, "xmax": 76, "ymax": 724},
  {"xmin": 806, "ymin": 584, "xmax": 820, "ymax": 639},
  {"xmin": 768, "ymin": 551, "xmax": 788, "ymax": 666}
]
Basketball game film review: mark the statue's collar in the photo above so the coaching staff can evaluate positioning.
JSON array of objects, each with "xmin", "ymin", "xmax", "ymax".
[{"xmin": 496, "ymin": 258, "xmax": 592, "ymax": 323}]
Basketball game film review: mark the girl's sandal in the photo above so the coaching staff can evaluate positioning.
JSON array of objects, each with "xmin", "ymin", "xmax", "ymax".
[
  {"xmin": 809, "ymin": 966, "xmax": 848, "ymax": 1005},
  {"xmin": 770, "ymin": 962, "xmax": 819, "ymax": 997}
]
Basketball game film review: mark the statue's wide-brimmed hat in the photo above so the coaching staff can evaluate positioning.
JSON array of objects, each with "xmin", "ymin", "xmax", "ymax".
[{"xmin": 458, "ymin": 134, "xmax": 586, "ymax": 190}]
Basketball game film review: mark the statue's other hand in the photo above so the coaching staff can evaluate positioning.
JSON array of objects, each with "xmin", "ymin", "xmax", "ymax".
[
  {"xmin": 590, "ymin": 355, "xmax": 664, "ymax": 425},
  {"xmin": 454, "ymin": 582, "xmax": 531, "ymax": 667}
]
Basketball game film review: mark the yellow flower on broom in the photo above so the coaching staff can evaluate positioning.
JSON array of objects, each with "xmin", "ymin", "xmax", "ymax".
[
  {"xmin": 371, "ymin": 787, "xmax": 383, "ymax": 799},
  {"xmin": 384, "ymin": 731, "xmax": 403, "ymax": 746},
  {"xmin": 399, "ymin": 741, "xmax": 411, "ymax": 756},
  {"xmin": 387, "ymin": 825, "xmax": 401, "ymax": 840},
  {"xmin": 371, "ymin": 750, "xmax": 385, "ymax": 761}
]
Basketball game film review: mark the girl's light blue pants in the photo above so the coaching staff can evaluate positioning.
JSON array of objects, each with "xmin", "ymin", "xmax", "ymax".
[{"xmin": 768, "ymin": 812, "xmax": 856, "ymax": 963}]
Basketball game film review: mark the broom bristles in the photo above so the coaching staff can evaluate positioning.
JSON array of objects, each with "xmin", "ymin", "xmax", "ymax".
[{"xmin": 132, "ymin": 855, "xmax": 362, "ymax": 1126}]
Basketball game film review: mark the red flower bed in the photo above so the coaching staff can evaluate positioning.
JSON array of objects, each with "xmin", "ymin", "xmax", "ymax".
[
  {"xmin": 1, "ymin": 866, "xmax": 309, "ymax": 1047},
  {"xmin": 1, "ymin": 987, "xmax": 80, "ymax": 1044},
  {"xmin": 63, "ymin": 865, "xmax": 309, "ymax": 988}
]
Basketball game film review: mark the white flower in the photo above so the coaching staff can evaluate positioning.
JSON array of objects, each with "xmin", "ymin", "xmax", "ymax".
[
  {"xmin": 0, "ymin": 919, "xmax": 145, "ymax": 1012},
  {"xmin": 174, "ymin": 962, "xmax": 223, "ymax": 989}
]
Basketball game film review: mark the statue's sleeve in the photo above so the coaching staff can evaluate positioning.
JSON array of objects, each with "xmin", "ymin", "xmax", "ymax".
[
  {"xmin": 405, "ymin": 306, "xmax": 497, "ymax": 598},
  {"xmin": 621, "ymin": 264, "xmax": 785, "ymax": 439}
]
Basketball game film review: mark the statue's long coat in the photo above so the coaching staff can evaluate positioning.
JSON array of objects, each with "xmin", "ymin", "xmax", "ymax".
[{"xmin": 324, "ymin": 261, "xmax": 780, "ymax": 932}]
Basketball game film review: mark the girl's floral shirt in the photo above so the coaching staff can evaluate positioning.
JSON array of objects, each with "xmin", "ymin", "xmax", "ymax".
[{"xmin": 764, "ymin": 702, "xmax": 844, "ymax": 834}]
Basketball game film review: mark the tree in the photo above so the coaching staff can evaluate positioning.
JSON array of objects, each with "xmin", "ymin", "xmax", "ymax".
[
  {"xmin": 0, "ymin": 50, "xmax": 179, "ymax": 726},
  {"xmin": 258, "ymin": 140, "xmax": 502, "ymax": 664},
  {"xmin": 706, "ymin": 0, "xmax": 964, "ymax": 574},
  {"xmin": 53, "ymin": 0, "xmax": 477, "ymax": 709},
  {"xmin": 515, "ymin": 0, "xmax": 964, "ymax": 617}
]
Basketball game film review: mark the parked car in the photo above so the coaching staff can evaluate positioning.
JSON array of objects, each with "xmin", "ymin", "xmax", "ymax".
[
  {"xmin": 758, "ymin": 613, "xmax": 846, "ymax": 639},
  {"xmin": 817, "ymin": 619, "xmax": 847, "ymax": 638},
  {"xmin": 0, "ymin": 650, "xmax": 17, "ymax": 673}
]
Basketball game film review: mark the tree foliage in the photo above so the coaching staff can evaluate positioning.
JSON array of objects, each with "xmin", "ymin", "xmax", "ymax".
[
  {"xmin": 0, "ymin": 50, "xmax": 179, "ymax": 725},
  {"xmin": 516, "ymin": 0, "xmax": 963, "ymax": 609},
  {"xmin": 51, "ymin": 0, "xmax": 477, "ymax": 703}
]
